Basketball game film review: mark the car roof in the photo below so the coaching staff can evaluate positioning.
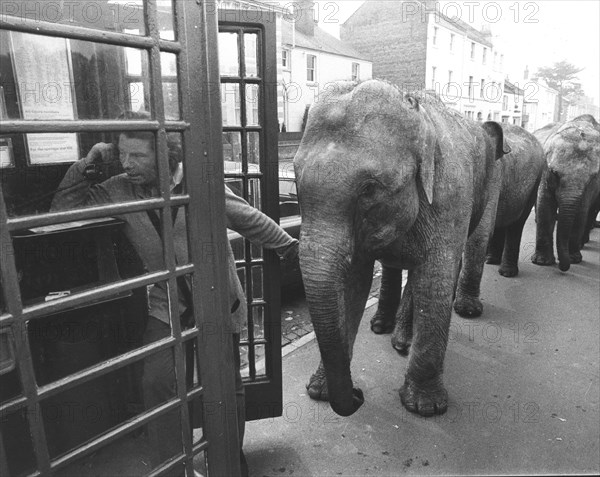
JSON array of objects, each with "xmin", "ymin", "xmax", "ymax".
[{"xmin": 223, "ymin": 161, "xmax": 295, "ymax": 179}]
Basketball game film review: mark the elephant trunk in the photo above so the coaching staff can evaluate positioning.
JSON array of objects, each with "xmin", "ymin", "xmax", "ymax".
[
  {"xmin": 556, "ymin": 194, "xmax": 582, "ymax": 272},
  {"xmin": 299, "ymin": 222, "xmax": 368, "ymax": 417}
]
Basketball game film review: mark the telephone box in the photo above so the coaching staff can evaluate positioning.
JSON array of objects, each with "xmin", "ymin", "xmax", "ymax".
[{"xmin": 0, "ymin": 1, "xmax": 283, "ymax": 475}]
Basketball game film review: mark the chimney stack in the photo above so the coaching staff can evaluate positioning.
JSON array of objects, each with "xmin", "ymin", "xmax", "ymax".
[{"xmin": 296, "ymin": 0, "xmax": 316, "ymax": 37}]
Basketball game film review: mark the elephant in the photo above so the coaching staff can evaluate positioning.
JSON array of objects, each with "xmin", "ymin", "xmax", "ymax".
[
  {"xmin": 294, "ymin": 80, "xmax": 508, "ymax": 417},
  {"xmin": 531, "ymin": 115, "xmax": 600, "ymax": 271},
  {"xmin": 452, "ymin": 123, "xmax": 547, "ymax": 316}
]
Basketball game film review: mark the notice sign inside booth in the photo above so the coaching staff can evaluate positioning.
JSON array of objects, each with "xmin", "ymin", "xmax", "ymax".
[{"xmin": 11, "ymin": 32, "xmax": 79, "ymax": 164}]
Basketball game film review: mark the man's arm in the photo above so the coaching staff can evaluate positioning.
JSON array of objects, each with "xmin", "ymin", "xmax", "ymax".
[
  {"xmin": 51, "ymin": 143, "xmax": 115, "ymax": 211},
  {"xmin": 225, "ymin": 185, "xmax": 298, "ymax": 252}
]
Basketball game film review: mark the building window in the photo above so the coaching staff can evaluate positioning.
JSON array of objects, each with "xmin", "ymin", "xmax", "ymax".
[
  {"xmin": 502, "ymin": 94, "xmax": 509, "ymax": 111},
  {"xmin": 449, "ymin": 34, "xmax": 454, "ymax": 51},
  {"xmin": 500, "ymin": 54, "xmax": 504, "ymax": 70},
  {"xmin": 493, "ymin": 111, "xmax": 500, "ymax": 121},
  {"xmin": 480, "ymin": 79, "xmax": 485, "ymax": 98},
  {"xmin": 470, "ymin": 42, "xmax": 475, "ymax": 59},
  {"xmin": 468, "ymin": 76, "xmax": 473, "ymax": 99},
  {"xmin": 433, "ymin": 27, "xmax": 438, "ymax": 45},
  {"xmin": 448, "ymin": 70, "xmax": 453, "ymax": 84},
  {"xmin": 307, "ymin": 54, "xmax": 316, "ymax": 82},
  {"xmin": 431, "ymin": 66, "xmax": 436, "ymax": 89},
  {"xmin": 502, "ymin": 115, "xmax": 509, "ymax": 123},
  {"xmin": 352, "ymin": 62, "xmax": 360, "ymax": 81},
  {"xmin": 483, "ymin": 47, "xmax": 487, "ymax": 64},
  {"xmin": 282, "ymin": 48, "xmax": 290, "ymax": 69}
]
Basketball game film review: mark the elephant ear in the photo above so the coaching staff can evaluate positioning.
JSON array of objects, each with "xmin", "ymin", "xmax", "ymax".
[
  {"xmin": 406, "ymin": 94, "xmax": 436, "ymax": 205},
  {"xmin": 482, "ymin": 121, "xmax": 511, "ymax": 159}
]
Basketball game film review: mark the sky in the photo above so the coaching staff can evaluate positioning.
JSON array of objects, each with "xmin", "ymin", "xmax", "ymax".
[{"xmin": 310, "ymin": 0, "xmax": 600, "ymax": 104}]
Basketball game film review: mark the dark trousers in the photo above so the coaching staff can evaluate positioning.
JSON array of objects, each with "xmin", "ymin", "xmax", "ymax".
[{"xmin": 142, "ymin": 317, "xmax": 246, "ymax": 472}]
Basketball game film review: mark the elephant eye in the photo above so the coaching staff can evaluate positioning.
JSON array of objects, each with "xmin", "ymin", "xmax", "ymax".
[{"xmin": 359, "ymin": 181, "xmax": 378, "ymax": 197}]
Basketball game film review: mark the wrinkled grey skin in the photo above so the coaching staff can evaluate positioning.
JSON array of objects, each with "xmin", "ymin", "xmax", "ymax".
[
  {"xmin": 452, "ymin": 123, "xmax": 547, "ymax": 317},
  {"xmin": 531, "ymin": 115, "xmax": 600, "ymax": 271},
  {"xmin": 294, "ymin": 80, "xmax": 506, "ymax": 417},
  {"xmin": 373, "ymin": 125, "xmax": 545, "ymax": 327}
]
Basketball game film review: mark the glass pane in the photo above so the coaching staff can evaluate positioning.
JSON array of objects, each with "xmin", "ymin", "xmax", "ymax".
[
  {"xmin": 221, "ymin": 83, "xmax": 241, "ymax": 126},
  {"xmin": 244, "ymin": 33, "xmax": 258, "ymax": 77},
  {"xmin": 252, "ymin": 305, "xmax": 265, "ymax": 339},
  {"xmin": 247, "ymin": 131, "xmax": 260, "ymax": 164},
  {"xmin": 219, "ymin": 32, "xmax": 239, "ymax": 76},
  {"xmin": 157, "ymin": 0, "xmax": 176, "ymax": 40},
  {"xmin": 169, "ymin": 132, "xmax": 185, "ymax": 194},
  {"xmin": 161, "ymin": 53, "xmax": 180, "ymax": 120},
  {"xmin": 0, "ymin": 31, "xmax": 152, "ymax": 120},
  {"xmin": 245, "ymin": 84, "xmax": 260, "ymax": 126},
  {"xmin": 251, "ymin": 266, "xmax": 263, "ymax": 300},
  {"xmin": 27, "ymin": 289, "xmax": 152, "ymax": 385},
  {"xmin": 255, "ymin": 344, "xmax": 266, "ymax": 376},
  {"xmin": 0, "ymin": 0, "xmax": 146, "ymax": 36},
  {"xmin": 0, "ymin": 326, "xmax": 22, "ymax": 404},
  {"xmin": 240, "ymin": 344, "xmax": 249, "ymax": 378},
  {"xmin": 170, "ymin": 274, "xmax": 195, "ymax": 328},
  {"xmin": 1, "ymin": 408, "xmax": 36, "ymax": 476},
  {"xmin": 247, "ymin": 178, "xmax": 261, "ymax": 209},
  {"xmin": 222, "ymin": 131, "xmax": 242, "ymax": 163},
  {"xmin": 251, "ymin": 242, "xmax": 263, "ymax": 259}
]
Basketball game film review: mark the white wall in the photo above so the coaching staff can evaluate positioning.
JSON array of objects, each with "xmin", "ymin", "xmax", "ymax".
[
  {"xmin": 281, "ymin": 48, "xmax": 372, "ymax": 131},
  {"xmin": 424, "ymin": 17, "xmax": 504, "ymax": 121}
]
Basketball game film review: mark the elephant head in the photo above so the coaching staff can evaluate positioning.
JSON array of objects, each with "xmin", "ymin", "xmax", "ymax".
[
  {"xmin": 294, "ymin": 80, "xmax": 506, "ymax": 416},
  {"xmin": 543, "ymin": 115, "xmax": 600, "ymax": 271}
]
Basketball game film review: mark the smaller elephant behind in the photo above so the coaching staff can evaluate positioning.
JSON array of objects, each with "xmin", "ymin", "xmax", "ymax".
[
  {"xmin": 532, "ymin": 115, "xmax": 600, "ymax": 271},
  {"xmin": 484, "ymin": 124, "xmax": 547, "ymax": 277}
]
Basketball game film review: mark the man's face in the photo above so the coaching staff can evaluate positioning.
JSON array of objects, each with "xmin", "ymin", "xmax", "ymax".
[{"xmin": 118, "ymin": 134, "xmax": 157, "ymax": 186}]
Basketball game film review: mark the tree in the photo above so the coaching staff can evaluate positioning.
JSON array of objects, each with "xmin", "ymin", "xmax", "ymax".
[{"xmin": 536, "ymin": 61, "xmax": 584, "ymax": 121}]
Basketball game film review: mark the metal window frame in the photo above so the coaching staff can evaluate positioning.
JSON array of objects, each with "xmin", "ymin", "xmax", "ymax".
[
  {"xmin": 218, "ymin": 11, "xmax": 282, "ymax": 421},
  {"xmin": 0, "ymin": 1, "xmax": 241, "ymax": 475}
]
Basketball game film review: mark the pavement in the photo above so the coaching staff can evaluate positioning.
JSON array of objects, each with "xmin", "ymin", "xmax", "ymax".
[{"xmin": 243, "ymin": 215, "xmax": 600, "ymax": 476}]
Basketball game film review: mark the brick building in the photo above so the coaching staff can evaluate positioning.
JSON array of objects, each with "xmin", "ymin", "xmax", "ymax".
[{"xmin": 340, "ymin": 0, "xmax": 505, "ymax": 120}]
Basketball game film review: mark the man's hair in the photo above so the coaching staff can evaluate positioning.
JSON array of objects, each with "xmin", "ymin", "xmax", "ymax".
[{"xmin": 117, "ymin": 110, "xmax": 182, "ymax": 173}]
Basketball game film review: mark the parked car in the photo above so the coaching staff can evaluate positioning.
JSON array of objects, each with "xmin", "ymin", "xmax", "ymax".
[{"xmin": 225, "ymin": 161, "xmax": 302, "ymax": 290}]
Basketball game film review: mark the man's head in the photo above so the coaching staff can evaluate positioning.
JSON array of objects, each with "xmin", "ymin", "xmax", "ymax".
[{"xmin": 117, "ymin": 110, "xmax": 183, "ymax": 186}]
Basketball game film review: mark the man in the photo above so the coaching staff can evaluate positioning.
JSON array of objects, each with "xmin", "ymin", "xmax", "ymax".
[{"xmin": 51, "ymin": 111, "xmax": 298, "ymax": 475}]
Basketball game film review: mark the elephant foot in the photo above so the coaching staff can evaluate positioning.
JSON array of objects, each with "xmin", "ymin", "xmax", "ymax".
[
  {"xmin": 306, "ymin": 367, "xmax": 329, "ymax": 401},
  {"xmin": 569, "ymin": 251, "xmax": 582, "ymax": 264},
  {"xmin": 485, "ymin": 254, "xmax": 501, "ymax": 265},
  {"xmin": 391, "ymin": 334, "xmax": 411, "ymax": 356},
  {"xmin": 453, "ymin": 295, "xmax": 483, "ymax": 318},
  {"xmin": 370, "ymin": 312, "xmax": 395, "ymax": 334},
  {"xmin": 531, "ymin": 251, "xmax": 555, "ymax": 266},
  {"xmin": 399, "ymin": 377, "xmax": 448, "ymax": 417},
  {"xmin": 498, "ymin": 264, "xmax": 518, "ymax": 277}
]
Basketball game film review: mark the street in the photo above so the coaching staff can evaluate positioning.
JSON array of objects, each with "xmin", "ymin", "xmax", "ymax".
[{"xmin": 245, "ymin": 213, "xmax": 600, "ymax": 475}]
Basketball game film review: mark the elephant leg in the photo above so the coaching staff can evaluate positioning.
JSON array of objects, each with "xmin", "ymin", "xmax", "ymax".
[
  {"xmin": 399, "ymin": 253, "xmax": 461, "ymax": 416},
  {"xmin": 486, "ymin": 227, "xmax": 505, "ymax": 264},
  {"xmin": 307, "ymin": 360, "xmax": 328, "ymax": 401},
  {"xmin": 582, "ymin": 195, "xmax": 600, "ymax": 246},
  {"xmin": 499, "ymin": 218, "xmax": 527, "ymax": 277},
  {"xmin": 371, "ymin": 265, "xmax": 403, "ymax": 334},
  {"xmin": 569, "ymin": 208, "xmax": 587, "ymax": 264},
  {"xmin": 499, "ymin": 194, "xmax": 536, "ymax": 277},
  {"xmin": 454, "ymin": 196, "xmax": 499, "ymax": 317},
  {"xmin": 532, "ymin": 179, "xmax": 557, "ymax": 266},
  {"xmin": 391, "ymin": 276, "xmax": 413, "ymax": 356}
]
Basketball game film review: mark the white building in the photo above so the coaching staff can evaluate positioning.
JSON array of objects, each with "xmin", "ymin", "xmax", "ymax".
[
  {"xmin": 279, "ymin": 2, "xmax": 372, "ymax": 131},
  {"xmin": 341, "ymin": 1, "xmax": 505, "ymax": 121},
  {"xmin": 502, "ymin": 80, "xmax": 525, "ymax": 126},
  {"xmin": 424, "ymin": 19, "xmax": 505, "ymax": 121}
]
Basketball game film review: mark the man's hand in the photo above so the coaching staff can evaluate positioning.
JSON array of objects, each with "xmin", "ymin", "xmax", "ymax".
[
  {"xmin": 82, "ymin": 143, "xmax": 119, "ymax": 182},
  {"xmin": 276, "ymin": 240, "xmax": 299, "ymax": 263},
  {"xmin": 84, "ymin": 142, "xmax": 116, "ymax": 166}
]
